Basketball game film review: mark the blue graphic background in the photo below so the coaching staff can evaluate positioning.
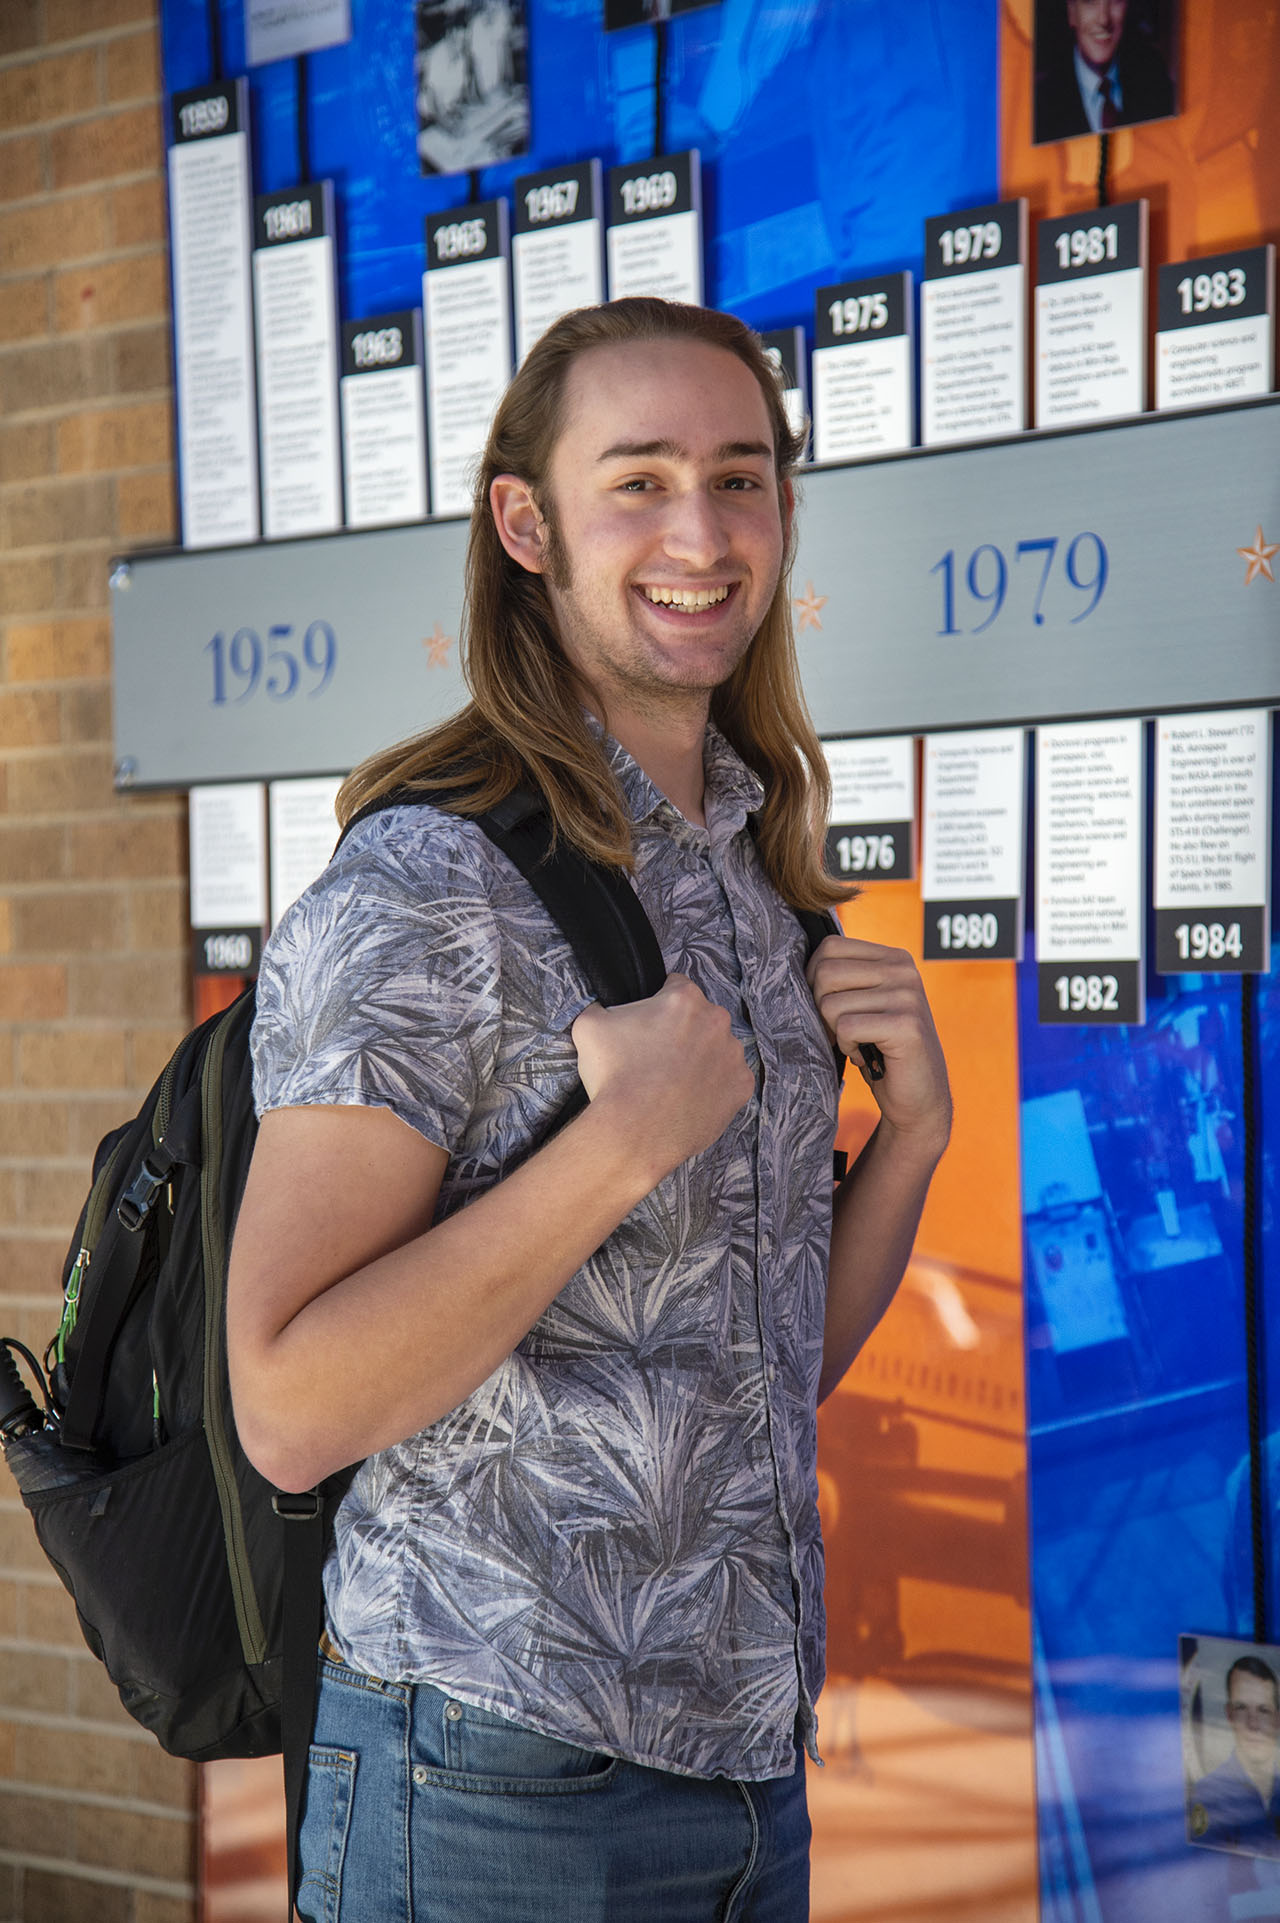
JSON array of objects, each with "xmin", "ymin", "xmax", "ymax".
[
  {"xmin": 1021, "ymin": 732, "xmax": 1280, "ymax": 1922},
  {"xmin": 159, "ymin": 0, "xmax": 997, "ymax": 329}
]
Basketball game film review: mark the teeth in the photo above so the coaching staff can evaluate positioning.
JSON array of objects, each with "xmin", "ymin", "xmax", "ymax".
[{"xmin": 641, "ymin": 585, "xmax": 731, "ymax": 609}]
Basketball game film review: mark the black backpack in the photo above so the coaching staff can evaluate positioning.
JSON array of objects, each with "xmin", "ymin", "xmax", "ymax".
[{"xmin": 0, "ymin": 786, "xmax": 846, "ymax": 1907}]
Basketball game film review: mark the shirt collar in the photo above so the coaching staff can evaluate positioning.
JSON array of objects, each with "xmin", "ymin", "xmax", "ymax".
[
  {"xmin": 591, "ymin": 715, "xmax": 765, "ymax": 830},
  {"xmin": 702, "ymin": 721, "xmax": 766, "ymax": 826},
  {"xmin": 1074, "ymin": 44, "xmax": 1120, "ymax": 115}
]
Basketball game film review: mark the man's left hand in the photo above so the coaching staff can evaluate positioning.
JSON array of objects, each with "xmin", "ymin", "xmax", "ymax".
[{"xmin": 807, "ymin": 935, "xmax": 952, "ymax": 1161}]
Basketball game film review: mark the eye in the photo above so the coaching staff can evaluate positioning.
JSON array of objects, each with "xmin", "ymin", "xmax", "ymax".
[
  {"xmin": 720, "ymin": 474, "xmax": 761, "ymax": 491},
  {"xmin": 617, "ymin": 477, "xmax": 656, "ymax": 493}
]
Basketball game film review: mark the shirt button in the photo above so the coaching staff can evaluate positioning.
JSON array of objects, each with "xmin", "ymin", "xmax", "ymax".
[
  {"xmin": 412, "ymin": 1765, "xmax": 429, "ymax": 1785},
  {"xmin": 767, "ymin": 1363, "xmax": 777, "ymax": 1384},
  {"xmin": 445, "ymin": 1701, "xmax": 463, "ymax": 1722}
]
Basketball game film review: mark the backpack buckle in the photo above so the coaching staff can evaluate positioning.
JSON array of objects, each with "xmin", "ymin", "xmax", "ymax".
[
  {"xmin": 116, "ymin": 1154, "xmax": 171, "ymax": 1232},
  {"xmin": 272, "ymin": 1489, "xmax": 323, "ymax": 1521}
]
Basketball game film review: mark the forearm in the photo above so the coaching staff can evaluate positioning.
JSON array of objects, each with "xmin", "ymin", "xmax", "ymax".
[
  {"xmin": 231, "ymin": 1093, "xmax": 656, "ymax": 1491},
  {"xmin": 818, "ymin": 1117, "xmax": 946, "ymax": 1402}
]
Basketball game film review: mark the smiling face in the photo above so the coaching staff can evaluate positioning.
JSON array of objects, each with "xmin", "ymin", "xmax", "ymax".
[
  {"xmin": 1067, "ymin": 0, "xmax": 1128, "ymax": 73},
  {"xmin": 523, "ymin": 337, "xmax": 789, "ymax": 725}
]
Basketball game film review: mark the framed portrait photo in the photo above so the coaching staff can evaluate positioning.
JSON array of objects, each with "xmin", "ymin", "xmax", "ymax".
[
  {"xmin": 1033, "ymin": 0, "xmax": 1179, "ymax": 145},
  {"xmin": 1182, "ymin": 1634, "xmax": 1280, "ymax": 1862},
  {"xmin": 414, "ymin": 0, "xmax": 529, "ymax": 176}
]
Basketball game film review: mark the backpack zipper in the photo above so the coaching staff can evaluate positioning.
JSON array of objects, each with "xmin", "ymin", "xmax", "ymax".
[
  {"xmin": 200, "ymin": 1007, "xmax": 268, "ymax": 1667},
  {"xmin": 53, "ymin": 1136, "xmax": 129, "ymax": 1366},
  {"xmin": 145, "ymin": 1056, "xmax": 178, "ymax": 1438},
  {"xmin": 154, "ymin": 1055, "xmax": 176, "ymax": 1147}
]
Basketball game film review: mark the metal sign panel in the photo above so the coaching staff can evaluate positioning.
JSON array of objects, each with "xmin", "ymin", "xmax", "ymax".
[
  {"xmin": 111, "ymin": 399, "xmax": 1280, "ymax": 788},
  {"xmin": 791, "ymin": 395, "xmax": 1280, "ymax": 737},
  {"xmin": 111, "ymin": 520, "xmax": 470, "ymax": 787}
]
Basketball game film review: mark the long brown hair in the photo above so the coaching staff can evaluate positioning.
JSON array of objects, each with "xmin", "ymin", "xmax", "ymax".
[{"xmin": 337, "ymin": 298, "xmax": 850, "ymax": 911}]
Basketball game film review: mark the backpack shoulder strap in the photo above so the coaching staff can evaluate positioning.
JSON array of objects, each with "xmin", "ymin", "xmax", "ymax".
[
  {"xmin": 337, "ymin": 784, "xmax": 666, "ymax": 1007},
  {"xmin": 793, "ymin": 905, "xmax": 836, "ymax": 965},
  {"xmin": 479, "ymin": 787, "xmax": 665, "ymax": 1007}
]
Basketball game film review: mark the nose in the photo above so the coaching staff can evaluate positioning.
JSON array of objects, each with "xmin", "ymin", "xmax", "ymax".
[{"xmin": 660, "ymin": 487, "xmax": 731, "ymax": 571}]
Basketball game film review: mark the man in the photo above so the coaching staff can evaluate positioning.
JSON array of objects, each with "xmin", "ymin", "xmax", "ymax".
[
  {"xmin": 228, "ymin": 298, "xmax": 950, "ymax": 1921},
  {"xmin": 1034, "ymin": 0, "xmax": 1175, "ymax": 143},
  {"xmin": 1191, "ymin": 1657, "xmax": 1280, "ymax": 1856}
]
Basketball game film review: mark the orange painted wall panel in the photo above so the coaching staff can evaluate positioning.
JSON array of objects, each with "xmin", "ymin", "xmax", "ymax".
[
  {"xmin": 1002, "ymin": 0, "xmax": 1280, "ymax": 250},
  {"xmin": 810, "ymin": 876, "xmax": 1034, "ymax": 1922}
]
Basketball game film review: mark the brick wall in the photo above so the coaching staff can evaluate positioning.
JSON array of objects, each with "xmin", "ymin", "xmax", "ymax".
[{"xmin": 0, "ymin": 1, "xmax": 196, "ymax": 1919}]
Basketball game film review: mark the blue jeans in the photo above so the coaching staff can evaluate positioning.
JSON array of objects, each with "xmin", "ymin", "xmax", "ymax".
[{"xmin": 297, "ymin": 1657, "xmax": 811, "ymax": 1923}]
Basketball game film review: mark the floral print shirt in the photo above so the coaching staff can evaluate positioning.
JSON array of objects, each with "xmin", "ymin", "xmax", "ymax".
[{"xmin": 251, "ymin": 726, "xmax": 839, "ymax": 1780}]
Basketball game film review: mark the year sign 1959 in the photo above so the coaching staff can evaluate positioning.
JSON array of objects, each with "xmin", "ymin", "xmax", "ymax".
[{"xmin": 205, "ymin": 621, "xmax": 337, "ymax": 706}]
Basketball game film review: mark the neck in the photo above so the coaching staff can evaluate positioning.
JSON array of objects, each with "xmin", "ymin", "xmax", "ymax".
[
  {"xmin": 1078, "ymin": 46, "xmax": 1114, "ymax": 79},
  {"xmin": 1242, "ymin": 1753, "xmax": 1277, "ymax": 1803},
  {"xmin": 586, "ymin": 690, "xmax": 710, "ymax": 826}
]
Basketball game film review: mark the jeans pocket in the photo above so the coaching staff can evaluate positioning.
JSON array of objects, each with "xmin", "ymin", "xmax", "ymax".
[
  {"xmin": 296, "ymin": 1744, "xmax": 357, "ymax": 1923},
  {"xmin": 424, "ymin": 1695, "xmax": 621, "ymax": 1794}
]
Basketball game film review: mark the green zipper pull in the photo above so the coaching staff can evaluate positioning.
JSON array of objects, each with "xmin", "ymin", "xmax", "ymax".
[{"xmin": 55, "ymin": 1250, "xmax": 88, "ymax": 1365}]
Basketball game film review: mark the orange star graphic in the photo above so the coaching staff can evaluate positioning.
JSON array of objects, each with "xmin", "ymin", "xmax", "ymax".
[
  {"xmin": 422, "ymin": 624, "xmax": 454, "ymax": 667},
  {"xmin": 1237, "ymin": 526, "xmax": 1279, "ymax": 585},
  {"xmin": 794, "ymin": 581, "xmax": 827, "ymax": 631}
]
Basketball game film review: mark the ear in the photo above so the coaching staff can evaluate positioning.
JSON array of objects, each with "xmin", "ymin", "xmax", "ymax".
[{"xmin": 490, "ymin": 474, "xmax": 547, "ymax": 575}]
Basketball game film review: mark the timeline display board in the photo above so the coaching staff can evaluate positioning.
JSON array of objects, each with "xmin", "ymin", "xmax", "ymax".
[
  {"xmin": 1156, "ymin": 246, "xmax": 1275, "ymax": 412},
  {"xmin": 423, "ymin": 201, "xmax": 513, "ymax": 517},
  {"xmin": 512, "ymin": 161, "xmax": 604, "ymax": 363},
  {"xmin": 812, "ymin": 274, "xmax": 913, "ymax": 462},
  {"xmin": 822, "ymin": 735, "xmax": 915, "ymax": 882},
  {"xmin": 921, "ymin": 200, "xmax": 1027, "ymax": 446},
  {"xmin": 761, "ymin": 327, "xmax": 808, "ymax": 448},
  {"xmin": 1035, "ymin": 202, "xmax": 1148, "ymax": 429},
  {"xmin": 168, "ymin": 81, "xmax": 259, "ymax": 549},
  {"xmin": 268, "ymin": 774, "xmax": 344, "ymax": 925},
  {"xmin": 189, "ymin": 781, "xmax": 267, "ymax": 976},
  {"xmin": 253, "ymin": 182, "xmax": 342, "ymax": 540},
  {"xmin": 606, "ymin": 152, "xmax": 703, "ymax": 305},
  {"xmin": 1153, "ymin": 708, "xmax": 1272, "ymax": 973},
  {"xmin": 921, "ymin": 728, "xmax": 1025, "ymax": 961},
  {"xmin": 1035, "ymin": 719, "xmax": 1145, "ymax": 1025},
  {"xmin": 110, "ymin": 401, "xmax": 1280, "ymax": 787},
  {"xmin": 340, "ymin": 312, "xmax": 428, "ymax": 529}
]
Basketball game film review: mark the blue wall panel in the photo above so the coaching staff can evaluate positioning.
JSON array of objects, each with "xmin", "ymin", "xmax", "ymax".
[
  {"xmin": 159, "ymin": 0, "xmax": 998, "ymax": 330},
  {"xmin": 1020, "ymin": 860, "xmax": 1280, "ymax": 1919}
]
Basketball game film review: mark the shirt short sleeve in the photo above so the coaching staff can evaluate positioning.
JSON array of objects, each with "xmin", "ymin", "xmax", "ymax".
[{"xmin": 250, "ymin": 805, "xmax": 503, "ymax": 1155}]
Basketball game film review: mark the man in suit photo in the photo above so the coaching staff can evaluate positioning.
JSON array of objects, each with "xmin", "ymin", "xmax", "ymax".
[{"xmin": 1034, "ymin": 0, "xmax": 1176, "ymax": 144}]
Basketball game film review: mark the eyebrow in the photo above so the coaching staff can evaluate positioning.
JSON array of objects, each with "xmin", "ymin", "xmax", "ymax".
[{"xmin": 595, "ymin": 438, "xmax": 774, "ymax": 464}]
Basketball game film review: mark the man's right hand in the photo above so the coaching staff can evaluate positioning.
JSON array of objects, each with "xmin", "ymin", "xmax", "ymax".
[{"xmin": 571, "ymin": 973, "xmax": 755, "ymax": 1183}]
